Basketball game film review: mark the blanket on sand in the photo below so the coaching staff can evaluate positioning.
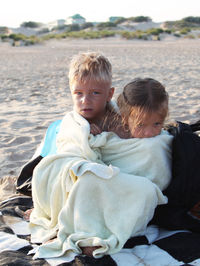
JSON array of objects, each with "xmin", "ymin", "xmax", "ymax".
[
  {"xmin": 2, "ymin": 184, "xmax": 200, "ymax": 265},
  {"xmin": 29, "ymin": 111, "xmax": 173, "ymax": 260}
]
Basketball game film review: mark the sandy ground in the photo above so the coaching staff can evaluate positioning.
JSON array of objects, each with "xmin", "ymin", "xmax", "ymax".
[{"xmin": 0, "ymin": 38, "xmax": 200, "ymax": 180}]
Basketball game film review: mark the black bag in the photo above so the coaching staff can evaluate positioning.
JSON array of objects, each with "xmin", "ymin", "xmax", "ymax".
[
  {"xmin": 16, "ymin": 155, "xmax": 43, "ymax": 196},
  {"xmin": 152, "ymin": 120, "xmax": 200, "ymax": 232}
]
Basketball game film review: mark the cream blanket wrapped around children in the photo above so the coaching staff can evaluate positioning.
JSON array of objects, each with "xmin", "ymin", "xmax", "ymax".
[{"xmin": 30, "ymin": 111, "xmax": 173, "ymax": 259}]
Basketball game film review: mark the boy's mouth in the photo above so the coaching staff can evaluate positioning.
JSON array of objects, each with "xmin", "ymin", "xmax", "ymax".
[{"xmin": 82, "ymin": 108, "xmax": 93, "ymax": 112}]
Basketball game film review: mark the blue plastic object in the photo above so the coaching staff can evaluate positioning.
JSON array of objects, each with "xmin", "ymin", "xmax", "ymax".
[{"xmin": 41, "ymin": 120, "xmax": 62, "ymax": 157}]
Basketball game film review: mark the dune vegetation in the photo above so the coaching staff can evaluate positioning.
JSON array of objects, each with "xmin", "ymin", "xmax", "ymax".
[{"xmin": 0, "ymin": 16, "xmax": 200, "ymax": 46}]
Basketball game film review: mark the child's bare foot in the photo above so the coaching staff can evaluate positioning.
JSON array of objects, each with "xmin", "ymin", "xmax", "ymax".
[
  {"xmin": 81, "ymin": 246, "xmax": 101, "ymax": 257},
  {"xmin": 23, "ymin": 208, "xmax": 33, "ymax": 221}
]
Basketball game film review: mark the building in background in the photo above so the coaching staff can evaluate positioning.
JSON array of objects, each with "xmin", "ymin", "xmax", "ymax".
[
  {"xmin": 46, "ymin": 19, "xmax": 66, "ymax": 30},
  {"xmin": 66, "ymin": 14, "xmax": 86, "ymax": 25}
]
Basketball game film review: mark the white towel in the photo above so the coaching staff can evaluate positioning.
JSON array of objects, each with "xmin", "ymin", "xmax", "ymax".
[{"xmin": 30, "ymin": 111, "xmax": 173, "ymax": 260}]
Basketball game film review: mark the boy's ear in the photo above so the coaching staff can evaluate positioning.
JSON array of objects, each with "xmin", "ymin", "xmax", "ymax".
[{"xmin": 108, "ymin": 87, "xmax": 115, "ymax": 101}]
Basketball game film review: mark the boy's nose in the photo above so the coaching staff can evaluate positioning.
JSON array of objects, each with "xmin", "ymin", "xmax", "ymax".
[{"xmin": 82, "ymin": 95, "xmax": 90, "ymax": 103}]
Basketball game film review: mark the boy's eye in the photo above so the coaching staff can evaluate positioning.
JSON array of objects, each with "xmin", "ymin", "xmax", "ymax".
[
  {"xmin": 93, "ymin": 91, "xmax": 100, "ymax": 95},
  {"xmin": 75, "ymin": 91, "xmax": 82, "ymax": 95}
]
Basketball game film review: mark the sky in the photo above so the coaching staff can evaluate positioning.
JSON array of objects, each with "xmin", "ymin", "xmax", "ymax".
[{"xmin": 1, "ymin": 0, "xmax": 200, "ymax": 28}]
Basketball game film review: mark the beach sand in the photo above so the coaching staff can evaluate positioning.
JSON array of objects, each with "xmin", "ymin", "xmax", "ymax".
[{"xmin": 0, "ymin": 38, "xmax": 200, "ymax": 180}]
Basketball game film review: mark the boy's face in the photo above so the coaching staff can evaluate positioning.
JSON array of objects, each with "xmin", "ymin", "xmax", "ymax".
[
  {"xmin": 128, "ymin": 112, "xmax": 164, "ymax": 138},
  {"xmin": 70, "ymin": 79, "xmax": 114, "ymax": 123}
]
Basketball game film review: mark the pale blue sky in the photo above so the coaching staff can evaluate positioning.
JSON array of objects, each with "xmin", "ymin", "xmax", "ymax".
[{"xmin": 1, "ymin": 0, "xmax": 200, "ymax": 28}]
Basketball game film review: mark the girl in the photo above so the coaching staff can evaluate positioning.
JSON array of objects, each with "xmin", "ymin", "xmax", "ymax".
[{"xmin": 117, "ymin": 77, "xmax": 169, "ymax": 139}]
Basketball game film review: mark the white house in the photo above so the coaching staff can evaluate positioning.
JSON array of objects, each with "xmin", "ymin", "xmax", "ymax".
[
  {"xmin": 46, "ymin": 19, "xmax": 66, "ymax": 30},
  {"xmin": 66, "ymin": 14, "xmax": 86, "ymax": 25}
]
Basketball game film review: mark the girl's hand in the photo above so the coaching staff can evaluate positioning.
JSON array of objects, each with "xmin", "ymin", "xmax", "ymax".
[{"xmin": 90, "ymin": 124, "xmax": 102, "ymax": 135}]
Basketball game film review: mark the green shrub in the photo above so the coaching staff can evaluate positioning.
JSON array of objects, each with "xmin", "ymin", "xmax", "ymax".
[
  {"xmin": 65, "ymin": 31, "xmax": 85, "ymax": 38},
  {"xmin": 146, "ymin": 28, "xmax": 163, "ymax": 35},
  {"xmin": 183, "ymin": 16, "xmax": 200, "ymax": 24},
  {"xmin": 9, "ymin": 33, "xmax": 26, "ymax": 41},
  {"xmin": 0, "ymin": 34, "xmax": 9, "ymax": 40},
  {"xmin": 43, "ymin": 30, "xmax": 116, "ymax": 40},
  {"xmin": 137, "ymin": 33, "xmax": 149, "ymax": 40},
  {"xmin": 180, "ymin": 27, "xmax": 191, "ymax": 34},
  {"xmin": 109, "ymin": 16, "xmax": 125, "ymax": 23},
  {"xmin": 120, "ymin": 31, "xmax": 136, "ymax": 39},
  {"xmin": 81, "ymin": 22, "xmax": 94, "ymax": 30},
  {"xmin": 7, "ymin": 33, "xmax": 41, "ymax": 46},
  {"xmin": 175, "ymin": 20, "xmax": 191, "ymax": 28},
  {"xmin": 184, "ymin": 34, "xmax": 195, "ymax": 39},
  {"xmin": 119, "ymin": 30, "xmax": 148, "ymax": 40},
  {"xmin": 129, "ymin": 16, "xmax": 151, "ymax": 22},
  {"xmin": 114, "ymin": 17, "xmax": 127, "ymax": 25},
  {"xmin": 165, "ymin": 17, "xmax": 200, "ymax": 30},
  {"xmin": 97, "ymin": 22, "xmax": 116, "ymax": 29},
  {"xmin": 41, "ymin": 34, "xmax": 60, "ymax": 40},
  {"xmin": 24, "ymin": 38, "xmax": 40, "ymax": 46},
  {"xmin": 68, "ymin": 30, "xmax": 115, "ymax": 39},
  {"xmin": 99, "ymin": 30, "xmax": 115, "ymax": 37},
  {"xmin": 20, "ymin": 21, "xmax": 41, "ymax": 28},
  {"xmin": 173, "ymin": 33, "xmax": 181, "ymax": 37},
  {"xmin": 164, "ymin": 29, "xmax": 172, "ymax": 34}
]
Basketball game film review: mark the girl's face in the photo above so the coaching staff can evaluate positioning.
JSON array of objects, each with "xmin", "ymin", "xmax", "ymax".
[
  {"xmin": 128, "ymin": 112, "xmax": 165, "ymax": 138},
  {"xmin": 71, "ymin": 79, "xmax": 114, "ymax": 124}
]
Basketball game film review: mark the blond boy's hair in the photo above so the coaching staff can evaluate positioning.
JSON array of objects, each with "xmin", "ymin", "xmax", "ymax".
[{"xmin": 68, "ymin": 52, "xmax": 112, "ymax": 86}]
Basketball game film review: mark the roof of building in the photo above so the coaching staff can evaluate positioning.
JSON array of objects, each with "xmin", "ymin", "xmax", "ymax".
[{"xmin": 70, "ymin": 14, "xmax": 85, "ymax": 19}]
